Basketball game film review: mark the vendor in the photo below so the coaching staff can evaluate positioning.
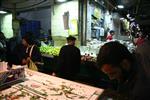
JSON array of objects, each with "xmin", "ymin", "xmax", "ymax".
[{"xmin": 106, "ymin": 30, "xmax": 115, "ymax": 41}]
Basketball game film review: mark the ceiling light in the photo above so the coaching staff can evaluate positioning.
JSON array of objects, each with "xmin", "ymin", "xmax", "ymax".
[
  {"xmin": 120, "ymin": 18, "xmax": 124, "ymax": 20},
  {"xmin": 117, "ymin": 5, "xmax": 124, "ymax": 9},
  {"xmin": 0, "ymin": 10, "xmax": 7, "ymax": 14},
  {"xmin": 56, "ymin": 0, "xmax": 67, "ymax": 2}
]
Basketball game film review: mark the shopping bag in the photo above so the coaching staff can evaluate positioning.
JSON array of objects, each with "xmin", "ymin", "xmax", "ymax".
[{"xmin": 28, "ymin": 59, "xmax": 38, "ymax": 71}]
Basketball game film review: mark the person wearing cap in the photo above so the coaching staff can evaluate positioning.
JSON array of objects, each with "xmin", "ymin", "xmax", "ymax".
[{"xmin": 57, "ymin": 35, "xmax": 81, "ymax": 81}]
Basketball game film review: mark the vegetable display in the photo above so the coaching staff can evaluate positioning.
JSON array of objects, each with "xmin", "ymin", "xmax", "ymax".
[{"xmin": 40, "ymin": 46, "xmax": 61, "ymax": 56}]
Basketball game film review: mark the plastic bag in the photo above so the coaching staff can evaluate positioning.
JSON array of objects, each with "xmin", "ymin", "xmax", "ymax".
[{"xmin": 28, "ymin": 59, "xmax": 38, "ymax": 71}]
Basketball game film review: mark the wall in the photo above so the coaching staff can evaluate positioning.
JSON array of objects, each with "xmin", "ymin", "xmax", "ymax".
[
  {"xmin": 0, "ymin": 14, "xmax": 13, "ymax": 38},
  {"xmin": 51, "ymin": 0, "xmax": 78, "ymax": 37},
  {"xmin": 18, "ymin": 8, "xmax": 51, "ymax": 33}
]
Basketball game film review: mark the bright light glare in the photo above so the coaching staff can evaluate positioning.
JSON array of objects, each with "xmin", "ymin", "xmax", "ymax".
[
  {"xmin": 57, "ymin": 0, "xmax": 67, "ymax": 2},
  {"xmin": 117, "ymin": 5, "xmax": 124, "ymax": 9},
  {"xmin": 120, "ymin": 18, "xmax": 124, "ymax": 20},
  {"xmin": 0, "ymin": 10, "xmax": 7, "ymax": 14}
]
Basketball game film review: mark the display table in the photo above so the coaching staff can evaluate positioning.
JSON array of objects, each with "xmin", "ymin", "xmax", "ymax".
[
  {"xmin": 0, "ymin": 66, "xmax": 25, "ymax": 87},
  {"xmin": 0, "ymin": 68, "xmax": 104, "ymax": 100}
]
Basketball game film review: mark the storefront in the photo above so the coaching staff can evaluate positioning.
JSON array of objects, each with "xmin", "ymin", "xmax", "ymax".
[
  {"xmin": 0, "ymin": 0, "xmax": 133, "ymax": 46},
  {"xmin": 51, "ymin": 0, "xmax": 79, "ymax": 46}
]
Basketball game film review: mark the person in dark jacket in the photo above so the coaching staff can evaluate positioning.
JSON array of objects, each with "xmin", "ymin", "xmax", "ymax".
[
  {"xmin": 57, "ymin": 36, "xmax": 81, "ymax": 81},
  {"xmin": 134, "ymin": 30, "xmax": 150, "ymax": 77},
  {"xmin": 10, "ymin": 43, "xmax": 27, "ymax": 65},
  {"xmin": 97, "ymin": 41, "xmax": 150, "ymax": 100},
  {"xmin": 0, "ymin": 31, "xmax": 7, "ymax": 61},
  {"xmin": 6, "ymin": 36, "xmax": 27, "ymax": 67}
]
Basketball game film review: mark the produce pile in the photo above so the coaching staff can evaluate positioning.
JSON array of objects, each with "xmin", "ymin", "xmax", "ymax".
[{"xmin": 40, "ymin": 46, "xmax": 61, "ymax": 56}]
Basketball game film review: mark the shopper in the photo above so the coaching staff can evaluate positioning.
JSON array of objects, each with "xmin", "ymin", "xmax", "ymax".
[
  {"xmin": 57, "ymin": 36, "xmax": 81, "ymax": 81},
  {"xmin": 133, "ymin": 31, "xmax": 145, "ymax": 46},
  {"xmin": 0, "ymin": 31, "xmax": 6, "ymax": 61},
  {"xmin": 135, "ymin": 31, "xmax": 150, "ymax": 79},
  {"xmin": 22, "ymin": 32, "xmax": 43, "ymax": 71},
  {"xmin": 6, "ymin": 36, "xmax": 21, "ymax": 67},
  {"xmin": 12, "ymin": 43, "xmax": 27, "ymax": 65},
  {"xmin": 97, "ymin": 41, "xmax": 150, "ymax": 100}
]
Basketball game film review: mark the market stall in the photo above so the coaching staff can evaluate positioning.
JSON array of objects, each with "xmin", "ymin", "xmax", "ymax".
[
  {"xmin": 0, "ymin": 68, "xmax": 104, "ymax": 100},
  {"xmin": 39, "ymin": 40, "xmax": 135, "ymax": 88}
]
